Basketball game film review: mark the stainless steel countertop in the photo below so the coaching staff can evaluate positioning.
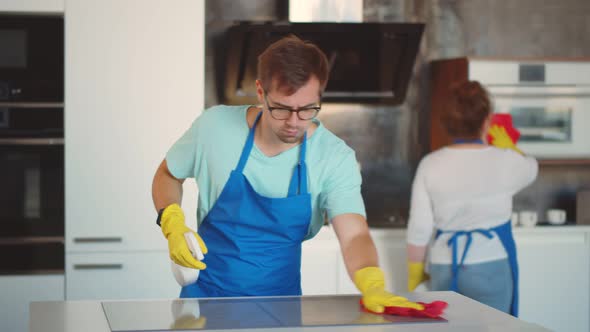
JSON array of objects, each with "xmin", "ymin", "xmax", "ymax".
[{"xmin": 30, "ymin": 291, "xmax": 550, "ymax": 332}]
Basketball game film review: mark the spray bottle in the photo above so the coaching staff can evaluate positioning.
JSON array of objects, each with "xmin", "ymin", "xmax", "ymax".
[{"xmin": 171, "ymin": 231, "xmax": 204, "ymax": 286}]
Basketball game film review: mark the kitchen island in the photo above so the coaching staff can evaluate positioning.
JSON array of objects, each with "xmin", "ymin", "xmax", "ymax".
[{"xmin": 30, "ymin": 291, "xmax": 549, "ymax": 332}]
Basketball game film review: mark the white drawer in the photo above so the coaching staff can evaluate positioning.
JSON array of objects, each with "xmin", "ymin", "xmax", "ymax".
[{"xmin": 66, "ymin": 251, "xmax": 179, "ymax": 300}]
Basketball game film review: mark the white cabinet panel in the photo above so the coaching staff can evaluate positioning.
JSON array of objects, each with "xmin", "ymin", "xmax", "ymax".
[
  {"xmin": 336, "ymin": 230, "xmax": 409, "ymax": 295},
  {"xmin": 516, "ymin": 232, "xmax": 590, "ymax": 332},
  {"xmin": 0, "ymin": 0, "xmax": 63, "ymax": 12},
  {"xmin": 66, "ymin": 251, "xmax": 179, "ymax": 300},
  {"xmin": 336, "ymin": 256, "xmax": 359, "ymax": 295},
  {"xmin": 65, "ymin": 0, "xmax": 204, "ymax": 252},
  {"xmin": 370, "ymin": 230, "xmax": 408, "ymax": 293},
  {"xmin": 546, "ymin": 63, "xmax": 590, "ymax": 85},
  {"xmin": 469, "ymin": 61, "xmax": 519, "ymax": 84},
  {"xmin": 303, "ymin": 227, "xmax": 409, "ymax": 295},
  {"xmin": 0, "ymin": 275, "xmax": 64, "ymax": 332},
  {"xmin": 301, "ymin": 229, "xmax": 340, "ymax": 295}
]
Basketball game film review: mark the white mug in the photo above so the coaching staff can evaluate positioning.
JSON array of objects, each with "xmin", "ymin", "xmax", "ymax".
[
  {"xmin": 519, "ymin": 211, "xmax": 538, "ymax": 227},
  {"xmin": 546, "ymin": 209, "xmax": 567, "ymax": 225}
]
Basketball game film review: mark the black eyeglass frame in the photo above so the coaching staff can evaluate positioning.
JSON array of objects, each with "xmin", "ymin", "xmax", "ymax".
[{"xmin": 263, "ymin": 91, "xmax": 322, "ymax": 121}]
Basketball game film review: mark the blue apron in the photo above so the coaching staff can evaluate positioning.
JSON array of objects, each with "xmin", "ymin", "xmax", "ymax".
[
  {"xmin": 435, "ymin": 221, "xmax": 519, "ymax": 316},
  {"xmin": 435, "ymin": 138, "xmax": 519, "ymax": 316},
  {"xmin": 180, "ymin": 111, "xmax": 312, "ymax": 298}
]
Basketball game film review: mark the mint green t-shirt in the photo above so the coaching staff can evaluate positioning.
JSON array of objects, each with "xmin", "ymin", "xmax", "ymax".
[{"xmin": 166, "ymin": 105, "xmax": 366, "ymax": 240}]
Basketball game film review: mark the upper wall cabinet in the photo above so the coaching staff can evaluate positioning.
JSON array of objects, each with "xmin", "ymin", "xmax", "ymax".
[
  {"xmin": 0, "ymin": 0, "xmax": 63, "ymax": 13},
  {"xmin": 65, "ymin": 0, "xmax": 204, "ymax": 252}
]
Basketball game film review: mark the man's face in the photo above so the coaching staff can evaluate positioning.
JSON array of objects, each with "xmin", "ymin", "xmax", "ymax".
[{"xmin": 256, "ymin": 78, "xmax": 322, "ymax": 144}]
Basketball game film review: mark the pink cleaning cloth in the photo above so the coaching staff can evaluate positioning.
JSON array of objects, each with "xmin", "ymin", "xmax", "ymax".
[
  {"xmin": 360, "ymin": 300, "xmax": 448, "ymax": 319},
  {"xmin": 486, "ymin": 113, "xmax": 520, "ymax": 144}
]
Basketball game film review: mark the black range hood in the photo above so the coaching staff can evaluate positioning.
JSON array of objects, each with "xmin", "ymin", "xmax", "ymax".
[{"xmin": 222, "ymin": 22, "xmax": 424, "ymax": 105}]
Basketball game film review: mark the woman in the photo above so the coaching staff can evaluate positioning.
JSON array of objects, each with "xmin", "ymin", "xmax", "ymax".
[{"xmin": 406, "ymin": 81, "xmax": 538, "ymax": 316}]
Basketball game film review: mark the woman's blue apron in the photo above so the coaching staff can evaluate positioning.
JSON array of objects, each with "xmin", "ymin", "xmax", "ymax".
[
  {"xmin": 180, "ymin": 111, "xmax": 312, "ymax": 298},
  {"xmin": 434, "ymin": 221, "xmax": 519, "ymax": 316},
  {"xmin": 435, "ymin": 138, "xmax": 519, "ymax": 316}
]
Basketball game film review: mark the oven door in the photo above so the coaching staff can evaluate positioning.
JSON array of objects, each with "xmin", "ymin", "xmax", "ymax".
[
  {"xmin": 0, "ymin": 142, "xmax": 64, "ymax": 238},
  {"xmin": 0, "ymin": 141, "xmax": 64, "ymax": 274},
  {"xmin": 489, "ymin": 86, "xmax": 590, "ymax": 158}
]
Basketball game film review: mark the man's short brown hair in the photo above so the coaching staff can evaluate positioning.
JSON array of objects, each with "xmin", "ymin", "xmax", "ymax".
[
  {"xmin": 257, "ymin": 35, "xmax": 329, "ymax": 95},
  {"xmin": 442, "ymin": 80, "xmax": 492, "ymax": 139}
]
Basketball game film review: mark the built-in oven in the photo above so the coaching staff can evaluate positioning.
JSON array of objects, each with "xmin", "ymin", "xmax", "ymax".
[
  {"xmin": 0, "ymin": 107, "xmax": 64, "ymax": 274},
  {"xmin": 0, "ymin": 14, "xmax": 64, "ymax": 275},
  {"xmin": 470, "ymin": 61, "xmax": 590, "ymax": 159}
]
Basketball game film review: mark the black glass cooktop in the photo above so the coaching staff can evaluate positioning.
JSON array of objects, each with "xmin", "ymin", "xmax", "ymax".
[{"xmin": 102, "ymin": 295, "xmax": 445, "ymax": 331}]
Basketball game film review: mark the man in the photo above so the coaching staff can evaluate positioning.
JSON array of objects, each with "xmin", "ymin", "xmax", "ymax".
[{"xmin": 152, "ymin": 35, "xmax": 421, "ymax": 313}]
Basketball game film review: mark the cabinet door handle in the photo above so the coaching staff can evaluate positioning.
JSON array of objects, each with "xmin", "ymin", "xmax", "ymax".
[
  {"xmin": 73, "ymin": 264, "xmax": 123, "ymax": 270},
  {"xmin": 0, "ymin": 138, "xmax": 64, "ymax": 145},
  {"xmin": 0, "ymin": 236, "xmax": 64, "ymax": 245},
  {"xmin": 73, "ymin": 237, "xmax": 123, "ymax": 243}
]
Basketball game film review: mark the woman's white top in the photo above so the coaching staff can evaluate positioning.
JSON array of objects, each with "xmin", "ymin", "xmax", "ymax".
[{"xmin": 407, "ymin": 146, "xmax": 538, "ymax": 265}]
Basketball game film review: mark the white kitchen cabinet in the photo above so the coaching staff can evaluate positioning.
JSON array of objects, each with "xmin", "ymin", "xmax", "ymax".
[
  {"xmin": 335, "ymin": 229, "xmax": 409, "ymax": 295},
  {"xmin": 0, "ymin": 275, "xmax": 64, "ymax": 332},
  {"xmin": 336, "ymin": 256, "xmax": 359, "ymax": 295},
  {"xmin": 0, "ymin": 0, "xmax": 63, "ymax": 13},
  {"xmin": 301, "ymin": 227, "xmax": 409, "ymax": 296},
  {"xmin": 65, "ymin": 0, "xmax": 204, "ymax": 252},
  {"xmin": 516, "ymin": 231, "xmax": 590, "ymax": 332},
  {"xmin": 300, "ymin": 226, "xmax": 341, "ymax": 295},
  {"xmin": 66, "ymin": 251, "xmax": 180, "ymax": 300},
  {"xmin": 370, "ymin": 230, "xmax": 408, "ymax": 293}
]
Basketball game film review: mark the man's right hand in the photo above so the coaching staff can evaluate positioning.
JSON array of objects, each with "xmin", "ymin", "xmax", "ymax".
[{"xmin": 161, "ymin": 204, "xmax": 208, "ymax": 269}]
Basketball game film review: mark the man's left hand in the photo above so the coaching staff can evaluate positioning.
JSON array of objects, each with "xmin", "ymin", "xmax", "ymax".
[{"xmin": 354, "ymin": 266, "xmax": 424, "ymax": 313}]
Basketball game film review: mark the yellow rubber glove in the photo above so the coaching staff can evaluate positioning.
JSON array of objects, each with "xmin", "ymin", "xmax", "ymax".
[
  {"xmin": 354, "ymin": 266, "xmax": 424, "ymax": 313},
  {"xmin": 161, "ymin": 203, "xmax": 208, "ymax": 269},
  {"xmin": 407, "ymin": 262, "xmax": 428, "ymax": 292},
  {"xmin": 488, "ymin": 124, "xmax": 523, "ymax": 154}
]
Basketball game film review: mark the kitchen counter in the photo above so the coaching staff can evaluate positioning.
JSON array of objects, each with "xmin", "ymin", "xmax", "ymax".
[{"xmin": 30, "ymin": 291, "xmax": 549, "ymax": 332}]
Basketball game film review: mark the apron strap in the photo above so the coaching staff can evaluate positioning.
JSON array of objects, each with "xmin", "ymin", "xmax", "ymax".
[
  {"xmin": 491, "ymin": 220, "xmax": 520, "ymax": 317},
  {"xmin": 288, "ymin": 134, "xmax": 308, "ymax": 196},
  {"xmin": 435, "ymin": 228, "xmax": 494, "ymax": 291},
  {"xmin": 235, "ymin": 111, "xmax": 262, "ymax": 173}
]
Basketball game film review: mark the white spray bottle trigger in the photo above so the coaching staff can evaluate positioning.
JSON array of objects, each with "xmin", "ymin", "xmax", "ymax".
[{"xmin": 171, "ymin": 231, "xmax": 204, "ymax": 286}]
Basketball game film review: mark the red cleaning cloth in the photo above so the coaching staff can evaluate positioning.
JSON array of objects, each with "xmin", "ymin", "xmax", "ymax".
[
  {"xmin": 360, "ymin": 300, "xmax": 448, "ymax": 319},
  {"xmin": 486, "ymin": 113, "xmax": 520, "ymax": 144}
]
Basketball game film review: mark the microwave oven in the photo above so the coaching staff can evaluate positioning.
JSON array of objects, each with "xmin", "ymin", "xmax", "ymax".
[
  {"xmin": 468, "ymin": 60, "xmax": 590, "ymax": 159},
  {"xmin": 489, "ymin": 85, "xmax": 590, "ymax": 158},
  {"xmin": 0, "ymin": 15, "xmax": 64, "ymax": 102}
]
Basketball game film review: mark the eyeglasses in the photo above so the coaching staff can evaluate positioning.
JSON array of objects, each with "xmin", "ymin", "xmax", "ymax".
[{"xmin": 263, "ymin": 92, "xmax": 321, "ymax": 121}]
